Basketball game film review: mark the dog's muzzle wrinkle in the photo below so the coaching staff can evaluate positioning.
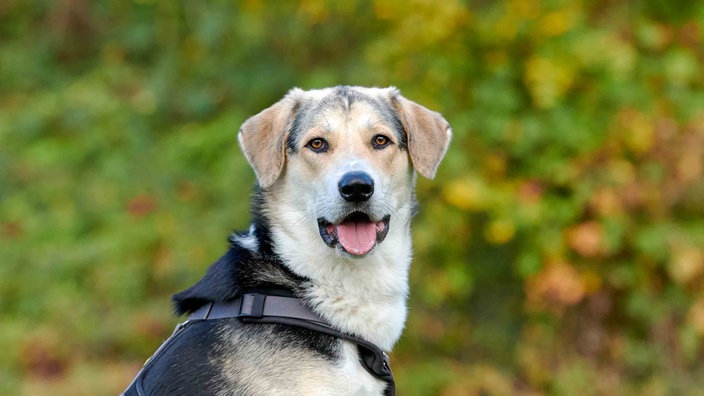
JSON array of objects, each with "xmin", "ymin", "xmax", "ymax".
[{"xmin": 338, "ymin": 171, "xmax": 374, "ymax": 203}]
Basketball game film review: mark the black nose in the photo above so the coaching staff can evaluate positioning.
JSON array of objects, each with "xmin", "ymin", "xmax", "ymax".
[{"xmin": 338, "ymin": 171, "xmax": 374, "ymax": 202}]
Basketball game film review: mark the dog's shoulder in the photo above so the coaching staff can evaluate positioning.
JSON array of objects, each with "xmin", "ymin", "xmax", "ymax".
[
  {"xmin": 139, "ymin": 319, "xmax": 226, "ymax": 394},
  {"xmin": 172, "ymin": 247, "xmax": 245, "ymax": 315}
]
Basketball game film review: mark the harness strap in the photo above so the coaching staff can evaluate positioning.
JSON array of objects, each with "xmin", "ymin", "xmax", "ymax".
[
  {"xmin": 188, "ymin": 293, "xmax": 326, "ymax": 324},
  {"xmin": 189, "ymin": 293, "xmax": 395, "ymax": 396},
  {"xmin": 123, "ymin": 293, "xmax": 395, "ymax": 396}
]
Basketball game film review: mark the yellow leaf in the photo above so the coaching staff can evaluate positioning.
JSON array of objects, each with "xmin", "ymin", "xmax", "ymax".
[
  {"xmin": 668, "ymin": 245, "xmax": 704, "ymax": 285},
  {"xmin": 540, "ymin": 11, "xmax": 571, "ymax": 37},
  {"xmin": 485, "ymin": 219, "xmax": 516, "ymax": 245},
  {"xmin": 688, "ymin": 298, "xmax": 704, "ymax": 335},
  {"xmin": 443, "ymin": 178, "xmax": 487, "ymax": 211},
  {"xmin": 524, "ymin": 56, "xmax": 575, "ymax": 108}
]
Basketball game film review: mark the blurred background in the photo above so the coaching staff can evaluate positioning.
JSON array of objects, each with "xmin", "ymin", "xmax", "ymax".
[{"xmin": 1, "ymin": 0, "xmax": 704, "ymax": 394}]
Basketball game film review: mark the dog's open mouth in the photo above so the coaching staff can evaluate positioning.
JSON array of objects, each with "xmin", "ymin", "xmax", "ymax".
[{"xmin": 317, "ymin": 213, "xmax": 391, "ymax": 256}]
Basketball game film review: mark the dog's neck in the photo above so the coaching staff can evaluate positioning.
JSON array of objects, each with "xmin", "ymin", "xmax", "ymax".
[
  {"xmin": 256, "ymin": 197, "xmax": 414, "ymax": 352},
  {"xmin": 299, "ymin": 235, "xmax": 412, "ymax": 352}
]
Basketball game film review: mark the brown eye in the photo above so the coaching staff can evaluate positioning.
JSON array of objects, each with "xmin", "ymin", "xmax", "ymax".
[
  {"xmin": 306, "ymin": 138, "xmax": 328, "ymax": 153},
  {"xmin": 372, "ymin": 134, "xmax": 391, "ymax": 149}
]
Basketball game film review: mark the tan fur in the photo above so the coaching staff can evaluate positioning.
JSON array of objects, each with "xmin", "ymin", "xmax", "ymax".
[
  {"xmin": 238, "ymin": 87, "xmax": 451, "ymax": 188},
  {"xmin": 246, "ymin": 87, "xmax": 451, "ymax": 354},
  {"xmin": 392, "ymin": 95, "xmax": 452, "ymax": 179},
  {"xmin": 128, "ymin": 87, "xmax": 452, "ymax": 396},
  {"xmin": 238, "ymin": 89, "xmax": 302, "ymax": 188},
  {"xmin": 232, "ymin": 87, "xmax": 451, "ymax": 393},
  {"xmin": 292, "ymin": 100, "xmax": 412, "ymax": 191}
]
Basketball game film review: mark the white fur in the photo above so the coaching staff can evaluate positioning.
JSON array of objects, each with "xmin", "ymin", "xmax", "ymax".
[
  {"xmin": 266, "ymin": 156, "xmax": 415, "ymax": 351},
  {"xmin": 241, "ymin": 86, "xmax": 442, "ymax": 394},
  {"xmin": 232, "ymin": 224, "xmax": 259, "ymax": 251},
  {"xmin": 218, "ymin": 332, "xmax": 385, "ymax": 395},
  {"xmin": 253, "ymin": 89, "xmax": 420, "ymax": 394},
  {"xmin": 333, "ymin": 343, "xmax": 387, "ymax": 395}
]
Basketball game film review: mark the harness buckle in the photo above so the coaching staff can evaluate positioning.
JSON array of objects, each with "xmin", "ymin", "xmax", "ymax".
[{"xmin": 239, "ymin": 293, "xmax": 266, "ymax": 318}]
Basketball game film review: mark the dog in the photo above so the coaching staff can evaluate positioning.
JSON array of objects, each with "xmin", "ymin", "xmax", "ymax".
[{"xmin": 122, "ymin": 86, "xmax": 451, "ymax": 395}]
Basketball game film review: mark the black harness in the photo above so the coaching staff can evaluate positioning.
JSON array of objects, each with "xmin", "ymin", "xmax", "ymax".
[{"xmin": 122, "ymin": 293, "xmax": 395, "ymax": 396}]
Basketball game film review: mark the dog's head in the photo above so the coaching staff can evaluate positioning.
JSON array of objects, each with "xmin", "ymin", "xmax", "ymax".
[{"xmin": 238, "ymin": 86, "xmax": 451, "ymax": 261}]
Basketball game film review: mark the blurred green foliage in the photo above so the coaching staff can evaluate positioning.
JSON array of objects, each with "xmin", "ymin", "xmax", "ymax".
[{"xmin": 1, "ymin": 0, "xmax": 704, "ymax": 394}]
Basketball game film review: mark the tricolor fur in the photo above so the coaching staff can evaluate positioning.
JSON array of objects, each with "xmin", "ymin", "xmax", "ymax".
[{"xmin": 128, "ymin": 86, "xmax": 451, "ymax": 395}]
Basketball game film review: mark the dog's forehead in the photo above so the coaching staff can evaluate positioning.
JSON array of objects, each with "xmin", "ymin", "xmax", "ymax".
[
  {"xmin": 300, "ymin": 86, "xmax": 396, "ymax": 103},
  {"xmin": 304, "ymin": 87, "xmax": 394, "ymax": 123},
  {"xmin": 288, "ymin": 86, "xmax": 406, "ymax": 150}
]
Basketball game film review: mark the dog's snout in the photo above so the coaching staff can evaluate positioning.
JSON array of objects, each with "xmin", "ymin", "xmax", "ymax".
[{"xmin": 338, "ymin": 171, "xmax": 374, "ymax": 202}]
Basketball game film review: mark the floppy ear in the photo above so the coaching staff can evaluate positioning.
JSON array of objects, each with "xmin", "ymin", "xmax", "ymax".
[
  {"xmin": 392, "ymin": 93, "xmax": 452, "ymax": 179},
  {"xmin": 238, "ymin": 89, "xmax": 302, "ymax": 188}
]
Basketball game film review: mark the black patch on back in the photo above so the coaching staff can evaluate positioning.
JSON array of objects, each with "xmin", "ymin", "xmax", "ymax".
[
  {"xmin": 139, "ymin": 321, "xmax": 223, "ymax": 395},
  {"xmin": 136, "ymin": 319, "xmax": 341, "ymax": 395},
  {"xmin": 172, "ymin": 249, "xmax": 244, "ymax": 316}
]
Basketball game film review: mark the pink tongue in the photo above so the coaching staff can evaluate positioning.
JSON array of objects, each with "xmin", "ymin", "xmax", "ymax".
[{"xmin": 336, "ymin": 220, "xmax": 377, "ymax": 255}]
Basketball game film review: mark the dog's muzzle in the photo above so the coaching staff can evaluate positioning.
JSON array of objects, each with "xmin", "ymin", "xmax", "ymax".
[
  {"xmin": 317, "ymin": 171, "xmax": 390, "ymax": 256},
  {"xmin": 317, "ymin": 213, "xmax": 391, "ymax": 256}
]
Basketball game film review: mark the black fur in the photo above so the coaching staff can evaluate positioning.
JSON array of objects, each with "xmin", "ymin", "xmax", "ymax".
[
  {"xmin": 171, "ymin": 249, "xmax": 244, "ymax": 315},
  {"xmin": 126, "ymin": 188, "xmax": 342, "ymax": 395},
  {"xmin": 136, "ymin": 319, "xmax": 341, "ymax": 395},
  {"xmin": 139, "ymin": 321, "xmax": 223, "ymax": 394},
  {"xmin": 172, "ymin": 186, "xmax": 307, "ymax": 316},
  {"xmin": 124, "ymin": 86, "xmax": 423, "ymax": 395}
]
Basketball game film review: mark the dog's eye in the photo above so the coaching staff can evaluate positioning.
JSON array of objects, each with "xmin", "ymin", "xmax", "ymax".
[
  {"xmin": 372, "ymin": 134, "xmax": 391, "ymax": 149},
  {"xmin": 306, "ymin": 138, "xmax": 329, "ymax": 153}
]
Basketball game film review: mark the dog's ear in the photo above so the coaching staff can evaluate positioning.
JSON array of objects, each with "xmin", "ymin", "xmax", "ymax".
[
  {"xmin": 238, "ymin": 89, "xmax": 302, "ymax": 188},
  {"xmin": 392, "ymin": 92, "xmax": 452, "ymax": 179}
]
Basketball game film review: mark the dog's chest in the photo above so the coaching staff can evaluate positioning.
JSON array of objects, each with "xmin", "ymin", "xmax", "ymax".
[
  {"xmin": 216, "ymin": 322, "xmax": 387, "ymax": 396},
  {"xmin": 332, "ymin": 342, "xmax": 387, "ymax": 395},
  {"xmin": 303, "ymin": 273, "xmax": 409, "ymax": 351}
]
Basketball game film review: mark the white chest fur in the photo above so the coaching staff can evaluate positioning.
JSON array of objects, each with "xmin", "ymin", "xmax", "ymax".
[{"xmin": 332, "ymin": 342, "xmax": 388, "ymax": 395}]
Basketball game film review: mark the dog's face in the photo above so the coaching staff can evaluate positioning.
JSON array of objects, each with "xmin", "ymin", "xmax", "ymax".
[{"xmin": 239, "ymin": 86, "xmax": 451, "ymax": 265}]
